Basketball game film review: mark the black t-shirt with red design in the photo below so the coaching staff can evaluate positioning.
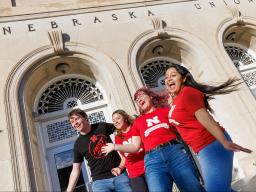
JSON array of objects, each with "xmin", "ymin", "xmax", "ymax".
[{"xmin": 73, "ymin": 122, "xmax": 121, "ymax": 181}]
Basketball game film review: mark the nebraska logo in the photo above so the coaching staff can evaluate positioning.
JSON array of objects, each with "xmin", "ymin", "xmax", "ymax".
[
  {"xmin": 146, "ymin": 116, "xmax": 160, "ymax": 127},
  {"xmin": 144, "ymin": 116, "xmax": 169, "ymax": 137},
  {"xmin": 89, "ymin": 134, "xmax": 108, "ymax": 159}
]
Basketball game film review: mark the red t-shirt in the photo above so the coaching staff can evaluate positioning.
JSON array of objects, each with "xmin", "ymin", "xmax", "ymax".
[
  {"xmin": 132, "ymin": 108, "xmax": 177, "ymax": 152},
  {"xmin": 168, "ymin": 86, "xmax": 216, "ymax": 153},
  {"xmin": 115, "ymin": 127, "xmax": 145, "ymax": 178}
]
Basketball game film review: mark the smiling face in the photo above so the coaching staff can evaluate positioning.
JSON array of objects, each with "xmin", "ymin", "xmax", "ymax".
[
  {"xmin": 135, "ymin": 91, "xmax": 154, "ymax": 114},
  {"xmin": 165, "ymin": 67, "xmax": 186, "ymax": 96},
  {"xmin": 69, "ymin": 114, "xmax": 91, "ymax": 135},
  {"xmin": 112, "ymin": 113, "xmax": 129, "ymax": 132}
]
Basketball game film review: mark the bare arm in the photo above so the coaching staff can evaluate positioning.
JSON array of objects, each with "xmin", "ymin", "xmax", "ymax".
[
  {"xmin": 102, "ymin": 136, "xmax": 141, "ymax": 154},
  {"xmin": 111, "ymin": 155, "xmax": 126, "ymax": 176},
  {"xmin": 195, "ymin": 108, "xmax": 252, "ymax": 153},
  {"xmin": 118, "ymin": 154, "xmax": 126, "ymax": 170},
  {"xmin": 66, "ymin": 163, "xmax": 82, "ymax": 192}
]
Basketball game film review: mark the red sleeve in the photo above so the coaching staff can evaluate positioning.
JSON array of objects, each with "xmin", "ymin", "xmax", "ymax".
[
  {"xmin": 161, "ymin": 107, "xmax": 171, "ymax": 115},
  {"xmin": 183, "ymin": 87, "xmax": 205, "ymax": 114},
  {"xmin": 114, "ymin": 135, "xmax": 123, "ymax": 145},
  {"xmin": 132, "ymin": 121, "xmax": 140, "ymax": 136}
]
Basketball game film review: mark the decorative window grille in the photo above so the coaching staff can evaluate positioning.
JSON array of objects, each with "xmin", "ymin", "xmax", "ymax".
[
  {"xmin": 37, "ymin": 78, "xmax": 104, "ymax": 114},
  {"xmin": 241, "ymin": 70, "xmax": 256, "ymax": 88},
  {"xmin": 139, "ymin": 59, "xmax": 179, "ymax": 89},
  {"xmin": 47, "ymin": 119, "xmax": 75, "ymax": 143},
  {"xmin": 225, "ymin": 45, "xmax": 256, "ymax": 68},
  {"xmin": 225, "ymin": 44, "xmax": 256, "ymax": 90},
  {"xmin": 87, "ymin": 111, "xmax": 106, "ymax": 124},
  {"xmin": 46, "ymin": 111, "xmax": 106, "ymax": 143}
]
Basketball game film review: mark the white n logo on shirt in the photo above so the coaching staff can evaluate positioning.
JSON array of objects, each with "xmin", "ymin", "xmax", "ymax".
[{"xmin": 146, "ymin": 116, "xmax": 160, "ymax": 127}]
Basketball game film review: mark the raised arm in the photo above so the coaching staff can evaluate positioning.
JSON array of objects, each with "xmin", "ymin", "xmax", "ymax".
[
  {"xmin": 66, "ymin": 163, "xmax": 82, "ymax": 192},
  {"xmin": 195, "ymin": 108, "xmax": 252, "ymax": 153},
  {"xmin": 102, "ymin": 136, "xmax": 141, "ymax": 154}
]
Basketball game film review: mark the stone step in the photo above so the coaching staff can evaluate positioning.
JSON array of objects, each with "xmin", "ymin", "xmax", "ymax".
[{"xmin": 232, "ymin": 175, "xmax": 256, "ymax": 191}]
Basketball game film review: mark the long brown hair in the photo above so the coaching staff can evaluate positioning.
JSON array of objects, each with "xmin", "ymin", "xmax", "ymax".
[
  {"xmin": 165, "ymin": 64, "xmax": 242, "ymax": 113},
  {"xmin": 112, "ymin": 109, "xmax": 134, "ymax": 139}
]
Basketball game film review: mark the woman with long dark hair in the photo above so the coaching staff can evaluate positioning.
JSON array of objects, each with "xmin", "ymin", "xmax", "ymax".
[
  {"xmin": 165, "ymin": 64, "xmax": 252, "ymax": 192},
  {"xmin": 112, "ymin": 109, "xmax": 149, "ymax": 192},
  {"xmin": 102, "ymin": 88, "xmax": 205, "ymax": 192}
]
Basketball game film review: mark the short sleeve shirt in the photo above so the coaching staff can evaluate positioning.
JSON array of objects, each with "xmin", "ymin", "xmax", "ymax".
[
  {"xmin": 115, "ymin": 126, "xmax": 145, "ymax": 178},
  {"xmin": 73, "ymin": 122, "xmax": 121, "ymax": 181},
  {"xmin": 168, "ymin": 86, "xmax": 215, "ymax": 153},
  {"xmin": 132, "ymin": 108, "xmax": 177, "ymax": 152}
]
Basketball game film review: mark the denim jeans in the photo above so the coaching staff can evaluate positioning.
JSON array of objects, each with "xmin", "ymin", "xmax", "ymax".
[
  {"xmin": 92, "ymin": 172, "xmax": 132, "ymax": 192},
  {"xmin": 197, "ymin": 131, "xmax": 234, "ymax": 192},
  {"xmin": 144, "ymin": 142, "xmax": 205, "ymax": 192}
]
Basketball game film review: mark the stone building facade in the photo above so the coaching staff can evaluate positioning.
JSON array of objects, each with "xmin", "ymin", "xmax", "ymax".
[{"xmin": 0, "ymin": 0, "xmax": 256, "ymax": 191}]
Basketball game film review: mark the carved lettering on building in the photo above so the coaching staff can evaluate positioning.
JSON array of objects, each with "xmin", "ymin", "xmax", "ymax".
[{"xmin": 0, "ymin": 0, "xmax": 255, "ymax": 37}]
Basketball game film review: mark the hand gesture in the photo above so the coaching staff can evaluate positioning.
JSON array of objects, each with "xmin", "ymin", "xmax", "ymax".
[
  {"xmin": 111, "ymin": 167, "xmax": 122, "ymax": 176},
  {"xmin": 222, "ymin": 141, "xmax": 252, "ymax": 153},
  {"xmin": 101, "ymin": 143, "xmax": 115, "ymax": 155}
]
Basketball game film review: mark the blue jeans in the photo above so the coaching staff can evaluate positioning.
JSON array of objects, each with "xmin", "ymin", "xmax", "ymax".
[
  {"xmin": 197, "ymin": 132, "xmax": 234, "ymax": 192},
  {"xmin": 144, "ymin": 142, "xmax": 205, "ymax": 192},
  {"xmin": 92, "ymin": 172, "xmax": 132, "ymax": 192}
]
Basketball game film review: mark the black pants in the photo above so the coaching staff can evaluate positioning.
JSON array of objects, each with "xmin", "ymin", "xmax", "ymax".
[{"xmin": 130, "ymin": 174, "xmax": 149, "ymax": 192}]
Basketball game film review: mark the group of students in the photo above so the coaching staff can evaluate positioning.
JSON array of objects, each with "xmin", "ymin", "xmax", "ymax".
[{"xmin": 67, "ymin": 63, "xmax": 252, "ymax": 192}]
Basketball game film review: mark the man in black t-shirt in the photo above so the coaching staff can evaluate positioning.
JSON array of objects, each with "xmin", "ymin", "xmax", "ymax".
[{"xmin": 66, "ymin": 108, "xmax": 132, "ymax": 192}]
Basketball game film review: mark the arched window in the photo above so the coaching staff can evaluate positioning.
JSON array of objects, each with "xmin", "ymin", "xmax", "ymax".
[
  {"xmin": 35, "ymin": 76, "xmax": 109, "ymax": 144},
  {"xmin": 37, "ymin": 78, "xmax": 104, "ymax": 115},
  {"xmin": 225, "ymin": 43, "xmax": 256, "ymax": 97},
  {"xmin": 139, "ymin": 57, "xmax": 180, "ymax": 90}
]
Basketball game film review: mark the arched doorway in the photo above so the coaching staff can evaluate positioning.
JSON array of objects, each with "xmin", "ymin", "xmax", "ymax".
[
  {"xmin": 5, "ymin": 43, "xmax": 134, "ymax": 191},
  {"xmin": 35, "ymin": 75, "xmax": 111, "ymax": 191}
]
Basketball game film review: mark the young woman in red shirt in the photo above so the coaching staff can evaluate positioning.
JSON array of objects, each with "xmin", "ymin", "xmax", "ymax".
[
  {"xmin": 112, "ymin": 109, "xmax": 148, "ymax": 192},
  {"xmin": 165, "ymin": 64, "xmax": 252, "ymax": 192}
]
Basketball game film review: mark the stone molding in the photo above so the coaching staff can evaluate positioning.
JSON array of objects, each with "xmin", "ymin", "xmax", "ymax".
[
  {"xmin": 228, "ymin": 5, "xmax": 244, "ymax": 26},
  {"xmin": 4, "ymin": 45, "xmax": 53, "ymax": 191},
  {"xmin": 48, "ymin": 29, "xmax": 64, "ymax": 55},
  {"xmin": 150, "ymin": 16, "xmax": 168, "ymax": 38}
]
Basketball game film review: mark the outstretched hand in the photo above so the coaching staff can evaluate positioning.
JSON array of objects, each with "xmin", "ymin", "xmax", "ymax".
[
  {"xmin": 102, "ymin": 143, "xmax": 115, "ymax": 155},
  {"xmin": 223, "ymin": 141, "xmax": 252, "ymax": 153}
]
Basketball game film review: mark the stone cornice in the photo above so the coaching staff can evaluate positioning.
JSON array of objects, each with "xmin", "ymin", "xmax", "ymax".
[{"xmin": 0, "ymin": 0, "xmax": 194, "ymax": 22}]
